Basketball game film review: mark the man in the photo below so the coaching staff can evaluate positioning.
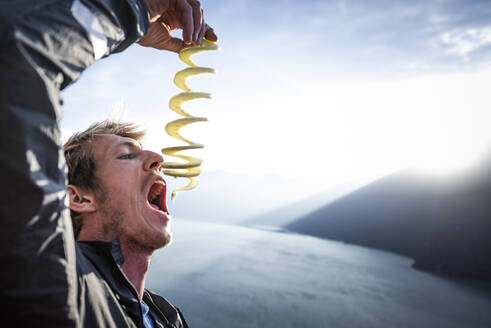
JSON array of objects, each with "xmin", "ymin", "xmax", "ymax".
[
  {"xmin": 0, "ymin": 0, "xmax": 216, "ymax": 326},
  {"xmin": 64, "ymin": 120, "xmax": 179, "ymax": 327}
]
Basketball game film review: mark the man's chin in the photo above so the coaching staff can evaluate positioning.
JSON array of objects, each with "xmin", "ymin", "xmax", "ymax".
[
  {"xmin": 159, "ymin": 231, "xmax": 173, "ymax": 248},
  {"xmin": 128, "ymin": 226, "xmax": 172, "ymax": 251},
  {"xmin": 150, "ymin": 230, "xmax": 172, "ymax": 250}
]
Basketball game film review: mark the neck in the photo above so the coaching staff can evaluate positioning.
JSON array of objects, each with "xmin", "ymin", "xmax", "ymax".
[{"xmin": 119, "ymin": 238, "xmax": 153, "ymax": 301}]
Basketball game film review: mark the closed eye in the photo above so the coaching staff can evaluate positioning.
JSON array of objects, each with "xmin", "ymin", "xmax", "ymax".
[{"xmin": 118, "ymin": 153, "xmax": 136, "ymax": 160}]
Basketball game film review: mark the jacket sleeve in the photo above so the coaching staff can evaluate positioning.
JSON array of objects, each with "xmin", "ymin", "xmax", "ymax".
[
  {"xmin": 177, "ymin": 307, "xmax": 191, "ymax": 328},
  {"xmin": 0, "ymin": 0, "xmax": 149, "ymax": 326}
]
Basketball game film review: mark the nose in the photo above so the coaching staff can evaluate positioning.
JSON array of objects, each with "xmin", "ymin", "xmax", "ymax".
[{"xmin": 144, "ymin": 150, "xmax": 164, "ymax": 172}]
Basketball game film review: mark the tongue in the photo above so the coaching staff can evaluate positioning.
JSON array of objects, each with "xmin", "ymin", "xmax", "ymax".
[{"xmin": 150, "ymin": 204, "xmax": 160, "ymax": 211}]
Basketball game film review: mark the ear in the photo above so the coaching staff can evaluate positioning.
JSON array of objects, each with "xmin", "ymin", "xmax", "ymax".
[{"xmin": 67, "ymin": 185, "xmax": 97, "ymax": 213}]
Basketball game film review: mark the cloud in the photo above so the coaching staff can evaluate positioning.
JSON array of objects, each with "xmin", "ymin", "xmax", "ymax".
[
  {"xmin": 435, "ymin": 26, "xmax": 491, "ymax": 60},
  {"xmin": 205, "ymin": 0, "xmax": 491, "ymax": 76},
  {"xmin": 60, "ymin": 0, "xmax": 491, "ymax": 189}
]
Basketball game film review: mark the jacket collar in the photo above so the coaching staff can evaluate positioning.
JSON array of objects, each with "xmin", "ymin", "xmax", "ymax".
[
  {"xmin": 77, "ymin": 240, "xmax": 142, "ymax": 323},
  {"xmin": 77, "ymin": 239, "xmax": 124, "ymax": 268},
  {"xmin": 77, "ymin": 240, "xmax": 181, "ymax": 328}
]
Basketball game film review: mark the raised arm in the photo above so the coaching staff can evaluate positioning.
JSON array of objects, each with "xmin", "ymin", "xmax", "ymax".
[{"xmin": 0, "ymin": 0, "xmax": 213, "ymax": 325}]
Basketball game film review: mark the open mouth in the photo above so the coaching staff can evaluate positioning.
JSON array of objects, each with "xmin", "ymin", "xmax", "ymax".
[{"xmin": 147, "ymin": 180, "xmax": 168, "ymax": 214}]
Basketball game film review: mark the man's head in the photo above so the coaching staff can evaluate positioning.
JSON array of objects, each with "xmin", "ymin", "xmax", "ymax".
[{"xmin": 64, "ymin": 120, "xmax": 171, "ymax": 250}]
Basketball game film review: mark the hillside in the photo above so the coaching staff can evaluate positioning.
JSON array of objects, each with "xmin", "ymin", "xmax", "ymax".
[{"xmin": 286, "ymin": 151, "xmax": 491, "ymax": 280}]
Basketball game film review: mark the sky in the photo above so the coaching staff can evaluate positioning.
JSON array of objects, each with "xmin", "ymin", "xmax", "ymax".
[{"xmin": 61, "ymin": 0, "xmax": 491, "ymax": 191}]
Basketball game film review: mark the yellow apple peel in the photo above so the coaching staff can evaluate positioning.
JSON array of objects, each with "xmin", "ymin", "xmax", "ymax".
[{"xmin": 161, "ymin": 39, "xmax": 219, "ymax": 199}]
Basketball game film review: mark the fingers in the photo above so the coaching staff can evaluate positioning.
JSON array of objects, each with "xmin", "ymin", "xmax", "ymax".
[
  {"xmin": 140, "ymin": 0, "xmax": 217, "ymax": 51},
  {"xmin": 197, "ymin": 9, "xmax": 206, "ymax": 45},
  {"xmin": 180, "ymin": 0, "xmax": 219, "ymax": 45},
  {"xmin": 176, "ymin": 0, "xmax": 193, "ymax": 44},
  {"xmin": 188, "ymin": 0, "xmax": 203, "ymax": 41}
]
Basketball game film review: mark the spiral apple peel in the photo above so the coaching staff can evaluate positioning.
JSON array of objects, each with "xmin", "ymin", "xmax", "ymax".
[{"xmin": 161, "ymin": 39, "xmax": 219, "ymax": 199}]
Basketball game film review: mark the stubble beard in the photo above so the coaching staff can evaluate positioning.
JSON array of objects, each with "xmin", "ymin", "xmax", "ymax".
[
  {"xmin": 102, "ymin": 200, "xmax": 173, "ymax": 251},
  {"xmin": 133, "ymin": 223, "xmax": 173, "ymax": 251},
  {"xmin": 122, "ymin": 226, "xmax": 173, "ymax": 256},
  {"xmin": 97, "ymin": 177, "xmax": 172, "ymax": 251}
]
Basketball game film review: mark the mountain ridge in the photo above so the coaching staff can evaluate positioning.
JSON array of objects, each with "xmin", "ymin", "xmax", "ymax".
[{"xmin": 286, "ymin": 151, "xmax": 491, "ymax": 280}]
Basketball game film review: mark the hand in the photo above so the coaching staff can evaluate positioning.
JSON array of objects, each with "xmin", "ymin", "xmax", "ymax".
[{"xmin": 138, "ymin": 0, "xmax": 218, "ymax": 53}]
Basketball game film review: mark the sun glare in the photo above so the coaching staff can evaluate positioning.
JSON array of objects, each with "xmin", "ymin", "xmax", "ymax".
[
  {"xmin": 186, "ymin": 69, "xmax": 491, "ymax": 186},
  {"xmin": 408, "ymin": 146, "xmax": 488, "ymax": 176}
]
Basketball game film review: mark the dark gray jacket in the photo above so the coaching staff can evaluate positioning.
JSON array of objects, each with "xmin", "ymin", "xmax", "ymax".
[
  {"xmin": 0, "ymin": 0, "xmax": 187, "ymax": 326},
  {"xmin": 77, "ymin": 240, "xmax": 189, "ymax": 327}
]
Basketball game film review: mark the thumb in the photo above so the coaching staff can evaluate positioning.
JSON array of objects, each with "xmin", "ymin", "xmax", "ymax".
[
  {"xmin": 157, "ymin": 36, "xmax": 187, "ymax": 53},
  {"xmin": 138, "ymin": 22, "xmax": 186, "ymax": 53}
]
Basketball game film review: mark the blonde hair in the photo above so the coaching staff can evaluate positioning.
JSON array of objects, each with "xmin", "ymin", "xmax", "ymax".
[{"xmin": 63, "ymin": 120, "xmax": 146, "ymax": 237}]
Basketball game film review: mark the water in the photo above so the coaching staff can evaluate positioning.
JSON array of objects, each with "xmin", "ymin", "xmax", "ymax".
[{"xmin": 147, "ymin": 220, "xmax": 491, "ymax": 328}]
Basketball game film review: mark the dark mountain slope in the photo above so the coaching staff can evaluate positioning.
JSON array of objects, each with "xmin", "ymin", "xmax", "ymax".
[
  {"xmin": 286, "ymin": 152, "xmax": 491, "ymax": 280},
  {"xmin": 287, "ymin": 172, "xmax": 442, "ymax": 256}
]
